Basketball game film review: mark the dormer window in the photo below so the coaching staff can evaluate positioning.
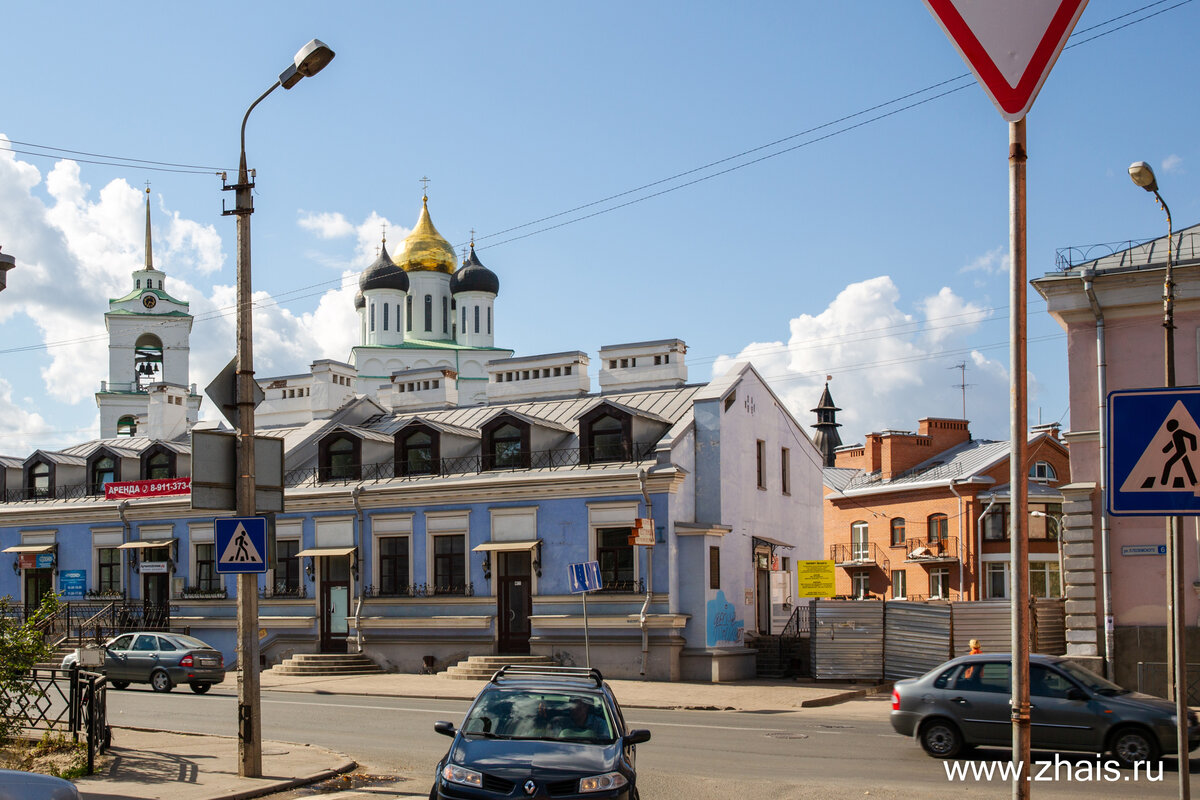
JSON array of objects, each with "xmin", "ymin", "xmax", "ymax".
[
  {"xmin": 1029, "ymin": 461, "xmax": 1058, "ymax": 483},
  {"xmin": 397, "ymin": 425, "xmax": 440, "ymax": 476},
  {"xmin": 320, "ymin": 435, "xmax": 360, "ymax": 481},
  {"xmin": 579, "ymin": 407, "xmax": 632, "ymax": 464},
  {"xmin": 482, "ymin": 417, "xmax": 530, "ymax": 470},
  {"xmin": 88, "ymin": 451, "xmax": 119, "ymax": 495},
  {"xmin": 27, "ymin": 461, "xmax": 51, "ymax": 499},
  {"xmin": 141, "ymin": 445, "xmax": 176, "ymax": 480}
]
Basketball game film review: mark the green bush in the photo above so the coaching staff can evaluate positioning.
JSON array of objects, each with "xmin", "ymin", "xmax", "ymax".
[{"xmin": 0, "ymin": 593, "xmax": 60, "ymax": 745}]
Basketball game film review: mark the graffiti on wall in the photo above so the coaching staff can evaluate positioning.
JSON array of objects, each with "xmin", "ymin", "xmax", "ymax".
[{"xmin": 706, "ymin": 590, "xmax": 744, "ymax": 647}]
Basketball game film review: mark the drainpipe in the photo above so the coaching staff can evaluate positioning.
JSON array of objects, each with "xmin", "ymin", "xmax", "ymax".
[
  {"xmin": 1083, "ymin": 274, "xmax": 1115, "ymax": 679},
  {"xmin": 117, "ymin": 501, "xmax": 131, "ymax": 597},
  {"xmin": 977, "ymin": 497, "xmax": 998, "ymax": 600},
  {"xmin": 637, "ymin": 469, "xmax": 652, "ymax": 677},
  {"xmin": 949, "ymin": 480, "xmax": 966, "ymax": 600},
  {"xmin": 351, "ymin": 484, "xmax": 365, "ymax": 654}
]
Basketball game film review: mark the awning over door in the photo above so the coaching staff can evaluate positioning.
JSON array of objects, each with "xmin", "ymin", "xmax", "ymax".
[
  {"xmin": 472, "ymin": 539, "xmax": 541, "ymax": 553},
  {"xmin": 116, "ymin": 539, "xmax": 176, "ymax": 550},
  {"xmin": 2, "ymin": 544, "xmax": 55, "ymax": 554},
  {"xmin": 752, "ymin": 535, "xmax": 794, "ymax": 550},
  {"xmin": 295, "ymin": 546, "xmax": 357, "ymax": 558}
]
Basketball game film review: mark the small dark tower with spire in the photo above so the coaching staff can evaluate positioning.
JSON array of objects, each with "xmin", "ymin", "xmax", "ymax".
[{"xmin": 811, "ymin": 379, "xmax": 843, "ymax": 468}]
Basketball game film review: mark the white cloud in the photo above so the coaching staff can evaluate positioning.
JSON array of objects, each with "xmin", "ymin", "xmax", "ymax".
[
  {"xmin": 713, "ymin": 276, "xmax": 1011, "ymax": 445},
  {"xmin": 959, "ymin": 247, "xmax": 1008, "ymax": 276},
  {"xmin": 0, "ymin": 377, "xmax": 53, "ymax": 454},
  {"xmin": 298, "ymin": 211, "xmax": 355, "ymax": 239},
  {"xmin": 1162, "ymin": 154, "xmax": 1183, "ymax": 174}
]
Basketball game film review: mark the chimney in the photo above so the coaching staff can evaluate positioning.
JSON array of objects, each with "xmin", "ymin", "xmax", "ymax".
[
  {"xmin": 144, "ymin": 383, "xmax": 190, "ymax": 440},
  {"xmin": 486, "ymin": 351, "xmax": 590, "ymax": 403}
]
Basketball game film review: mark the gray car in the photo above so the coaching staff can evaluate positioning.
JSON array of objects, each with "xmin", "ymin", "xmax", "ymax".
[
  {"xmin": 0, "ymin": 768, "xmax": 79, "ymax": 800},
  {"xmin": 890, "ymin": 653, "xmax": 1200, "ymax": 767},
  {"xmin": 61, "ymin": 632, "xmax": 225, "ymax": 694}
]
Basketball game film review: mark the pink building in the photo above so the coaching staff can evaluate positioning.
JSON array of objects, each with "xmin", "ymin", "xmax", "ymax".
[{"xmin": 1033, "ymin": 223, "xmax": 1200, "ymax": 691}]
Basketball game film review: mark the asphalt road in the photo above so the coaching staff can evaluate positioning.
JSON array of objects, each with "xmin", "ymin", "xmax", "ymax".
[{"xmin": 106, "ymin": 685, "xmax": 1199, "ymax": 799}]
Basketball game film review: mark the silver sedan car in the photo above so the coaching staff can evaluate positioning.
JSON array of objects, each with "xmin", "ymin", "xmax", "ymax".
[
  {"xmin": 0, "ymin": 768, "xmax": 80, "ymax": 799},
  {"xmin": 891, "ymin": 653, "xmax": 1200, "ymax": 767},
  {"xmin": 62, "ymin": 632, "xmax": 225, "ymax": 694}
]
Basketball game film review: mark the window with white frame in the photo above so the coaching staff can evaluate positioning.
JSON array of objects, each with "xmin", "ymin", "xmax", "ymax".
[
  {"xmin": 1030, "ymin": 561, "xmax": 1062, "ymax": 598},
  {"xmin": 98, "ymin": 547, "xmax": 121, "ymax": 595},
  {"xmin": 588, "ymin": 502, "xmax": 640, "ymax": 592},
  {"xmin": 194, "ymin": 543, "xmax": 218, "ymax": 592},
  {"xmin": 379, "ymin": 536, "xmax": 410, "ymax": 596},
  {"xmin": 891, "ymin": 569, "xmax": 907, "ymax": 599},
  {"xmin": 850, "ymin": 521, "xmax": 869, "ymax": 560},
  {"xmin": 1029, "ymin": 461, "xmax": 1058, "ymax": 483},
  {"xmin": 426, "ymin": 512, "xmax": 468, "ymax": 595},
  {"xmin": 929, "ymin": 567, "xmax": 950, "ymax": 599},
  {"xmin": 986, "ymin": 561, "xmax": 1009, "ymax": 599},
  {"xmin": 851, "ymin": 571, "xmax": 870, "ymax": 599}
]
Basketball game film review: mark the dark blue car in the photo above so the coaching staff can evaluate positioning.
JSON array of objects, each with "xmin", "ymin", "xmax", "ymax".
[{"xmin": 431, "ymin": 666, "xmax": 650, "ymax": 799}]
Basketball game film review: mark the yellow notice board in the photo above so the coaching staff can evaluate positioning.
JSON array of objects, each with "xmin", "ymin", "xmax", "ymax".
[{"xmin": 796, "ymin": 560, "xmax": 836, "ymax": 598}]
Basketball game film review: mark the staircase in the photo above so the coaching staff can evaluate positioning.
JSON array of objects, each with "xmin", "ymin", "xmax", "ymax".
[
  {"xmin": 268, "ymin": 652, "xmax": 386, "ymax": 676},
  {"xmin": 35, "ymin": 637, "xmax": 90, "ymax": 671},
  {"xmin": 443, "ymin": 654, "xmax": 558, "ymax": 680}
]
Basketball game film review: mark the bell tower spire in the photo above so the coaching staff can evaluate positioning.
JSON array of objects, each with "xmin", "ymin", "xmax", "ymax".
[{"xmin": 144, "ymin": 184, "xmax": 154, "ymax": 270}]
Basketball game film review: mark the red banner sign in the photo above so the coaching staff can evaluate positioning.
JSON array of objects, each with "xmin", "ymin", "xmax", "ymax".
[{"xmin": 105, "ymin": 478, "xmax": 191, "ymax": 501}]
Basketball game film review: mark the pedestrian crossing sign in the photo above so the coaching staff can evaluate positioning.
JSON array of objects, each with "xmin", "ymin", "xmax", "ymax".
[
  {"xmin": 1108, "ymin": 387, "xmax": 1200, "ymax": 516},
  {"xmin": 214, "ymin": 516, "xmax": 268, "ymax": 573}
]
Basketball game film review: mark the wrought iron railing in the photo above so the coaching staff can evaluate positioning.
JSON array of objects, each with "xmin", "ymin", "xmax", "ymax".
[
  {"xmin": 263, "ymin": 584, "xmax": 307, "ymax": 599},
  {"xmin": 361, "ymin": 582, "xmax": 476, "ymax": 597},
  {"xmin": 780, "ymin": 603, "xmax": 810, "ymax": 637},
  {"xmin": 0, "ymin": 666, "xmax": 110, "ymax": 774},
  {"xmin": 902, "ymin": 536, "xmax": 960, "ymax": 562},
  {"xmin": 829, "ymin": 542, "xmax": 891, "ymax": 573},
  {"xmin": 1055, "ymin": 230, "xmax": 1200, "ymax": 272}
]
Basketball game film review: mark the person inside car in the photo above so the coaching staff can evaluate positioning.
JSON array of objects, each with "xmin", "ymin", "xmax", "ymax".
[{"xmin": 559, "ymin": 699, "xmax": 601, "ymax": 740}]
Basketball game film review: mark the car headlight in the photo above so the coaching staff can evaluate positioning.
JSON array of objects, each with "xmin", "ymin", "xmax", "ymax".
[
  {"xmin": 579, "ymin": 772, "xmax": 628, "ymax": 793},
  {"xmin": 441, "ymin": 763, "xmax": 482, "ymax": 788}
]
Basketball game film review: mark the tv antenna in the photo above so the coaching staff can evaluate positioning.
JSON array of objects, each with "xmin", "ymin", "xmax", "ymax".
[{"xmin": 949, "ymin": 362, "xmax": 974, "ymax": 420}]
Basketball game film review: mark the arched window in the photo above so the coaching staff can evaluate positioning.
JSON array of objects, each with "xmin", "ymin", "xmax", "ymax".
[
  {"xmin": 928, "ymin": 513, "xmax": 948, "ymax": 542},
  {"xmin": 406, "ymin": 295, "xmax": 413, "ymax": 331},
  {"xmin": 462, "ymin": 306, "xmax": 467, "ymax": 335},
  {"xmin": 474, "ymin": 305, "xmax": 480, "ymax": 334},
  {"xmin": 424, "ymin": 294, "xmax": 432, "ymax": 332},
  {"xmin": 90, "ymin": 454, "xmax": 116, "ymax": 495},
  {"xmin": 117, "ymin": 416, "xmax": 137, "ymax": 437},
  {"xmin": 850, "ymin": 521, "xmax": 869, "ymax": 560},
  {"xmin": 1029, "ymin": 461, "xmax": 1058, "ymax": 483},
  {"xmin": 890, "ymin": 518, "xmax": 906, "ymax": 546},
  {"xmin": 442, "ymin": 296, "xmax": 448, "ymax": 333},
  {"xmin": 397, "ymin": 427, "xmax": 439, "ymax": 476},
  {"xmin": 487, "ymin": 306, "xmax": 492, "ymax": 335},
  {"xmin": 133, "ymin": 333, "xmax": 163, "ymax": 391}
]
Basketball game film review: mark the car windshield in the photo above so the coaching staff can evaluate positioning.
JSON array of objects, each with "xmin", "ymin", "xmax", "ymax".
[
  {"xmin": 461, "ymin": 689, "xmax": 616, "ymax": 743},
  {"xmin": 1056, "ymin": 660, "xmax": 1128, "ymax": 696}
]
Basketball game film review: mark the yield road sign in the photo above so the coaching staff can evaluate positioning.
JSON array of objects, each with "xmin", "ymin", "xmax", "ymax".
[
  {"xmin": 215, "ymin": 516, "xmax": 268, "ymax": 573},
  {"xmin": 568, "ymin": 561, "xmax": 602, "ymax": 594},
  {"xmin": 1107, "ymin": 387, "xmax": 1200, "ymax": 516},
  {"xmin": 923, "ymin": 0, "xmax": 1088, "ymax": 121}
]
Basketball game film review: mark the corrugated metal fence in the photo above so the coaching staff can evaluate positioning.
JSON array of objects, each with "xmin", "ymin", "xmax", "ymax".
[{"xmin": 811, "ymin": 599, "xmax": 1066, "ymax": 681}]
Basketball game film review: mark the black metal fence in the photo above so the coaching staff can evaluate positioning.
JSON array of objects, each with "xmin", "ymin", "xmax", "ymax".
[{"xmin": 0, "ymin": 666, "xmax": 110, "ymax": 774}]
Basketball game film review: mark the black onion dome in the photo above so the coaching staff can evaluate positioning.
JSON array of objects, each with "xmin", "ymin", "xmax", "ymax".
[
  {"xmin": 450, "ymin": 245, "xmax": 500, "ymax": 295},
  {"xmin": 359, "ymin": 243, "xmax": 409, "ymax": 292},
  {"xmin": 354, "ymin": 289, "xmax": 365, "ymax": 309}
]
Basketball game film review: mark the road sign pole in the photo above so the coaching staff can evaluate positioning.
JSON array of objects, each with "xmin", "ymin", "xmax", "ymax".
[
  {"xmin": 582, "ymin": 591, "xmax": 591, "ymax": 668},
  {"xmin": 1009, "ymin": 117, "xmax": 1031, "ymax": 800}
]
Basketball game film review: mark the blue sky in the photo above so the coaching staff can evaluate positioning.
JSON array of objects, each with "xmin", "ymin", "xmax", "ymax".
[{"xmin": 1, "ymin": 1, "xmax": 1198, "ymax": 456}]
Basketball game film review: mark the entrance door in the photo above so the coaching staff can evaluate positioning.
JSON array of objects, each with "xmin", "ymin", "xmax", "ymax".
[
  {"xmin": 319, "ymin": 556, "xmax": 351, "ymax": 653},
  {"xmin": 23, "ymin": 568, "xmax": 53, "ymax": 614},
  {"xmin": 497, "ymin": 551, "xmax": 532, "ymax": 654},
  {"xmin": 756, "ymin": 567, "xmax": 771, "ymax": 634},
  {"xmin": 142, "ymin": 573, "xmax": 169, "ymax": 629}
]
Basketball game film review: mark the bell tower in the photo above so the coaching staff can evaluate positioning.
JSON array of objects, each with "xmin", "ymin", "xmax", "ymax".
[{"xmin": 95, "ymin": 189, "xmax": 200, "ymax": 438}]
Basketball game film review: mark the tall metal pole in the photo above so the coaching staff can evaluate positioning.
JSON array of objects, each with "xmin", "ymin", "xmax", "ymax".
[
  {"xmin": 1009, "ymin": 118, "xmax": 1031, "ymax": 800},
  {"xmin": 227, "ymin": 83, "xmax": 279, "ymax": 779}
]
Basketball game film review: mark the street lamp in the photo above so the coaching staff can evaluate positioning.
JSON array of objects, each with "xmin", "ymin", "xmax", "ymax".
[
  {"xmin": 1129, "ymin": 159, "xmax": 1188, "ymax": 800},
  {"xmin": 223, "ymin": 38, "xmax": 334, "ymax": 779}
]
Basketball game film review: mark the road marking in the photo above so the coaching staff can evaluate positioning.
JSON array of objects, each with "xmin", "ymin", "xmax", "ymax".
[{"xmin": 263, "ymin": 698, "xmax": 464, "ymax": 714}]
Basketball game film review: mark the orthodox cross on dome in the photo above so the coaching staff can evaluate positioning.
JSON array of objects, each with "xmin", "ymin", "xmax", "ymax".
[
  {"xmin": 420, "ymin": 176, "xmax": 430, "ymax": 197},
  {"xmin": 381, "ymin": 222, "xmax": 387, "ymax": 246},
  {"xmin": 469, "ymin": 228, "xmax": 476, "ymax": 248}
]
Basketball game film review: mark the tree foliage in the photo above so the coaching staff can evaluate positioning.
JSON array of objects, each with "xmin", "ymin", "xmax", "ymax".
[{"xmin": 0, "ymin": 593, "xmax": 60, "ymax": 744}]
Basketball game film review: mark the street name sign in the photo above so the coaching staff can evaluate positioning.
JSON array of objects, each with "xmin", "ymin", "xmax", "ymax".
[
  {"xmin": 1121, "ymin": 544, "xmax": 1168, "ymax": 557},
  {"xmin": 215, "ymin": 517, "xmax": 268, "ymax": 574},
  {"xmin": 923, "ymin": 0, "xmax": 1089, "ymax": 121},
  {"xmin": 1107, "ymin": 387, "xmax": 1200, "ymax": 516}
]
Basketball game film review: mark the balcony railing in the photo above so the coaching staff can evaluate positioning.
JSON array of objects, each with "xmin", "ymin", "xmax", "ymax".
[
  {"xmin": 829, "ymin": 542, "xmax": 890, "ymax": 573},
  {"xmin": 902, "ymin": 536, "xmax": 960, "ymax": 563}
]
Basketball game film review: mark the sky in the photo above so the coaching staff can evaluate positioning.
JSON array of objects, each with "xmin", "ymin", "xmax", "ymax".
[{"xmin": 1, "ymin": 1, "xmax": 1198, "ymax": 457}]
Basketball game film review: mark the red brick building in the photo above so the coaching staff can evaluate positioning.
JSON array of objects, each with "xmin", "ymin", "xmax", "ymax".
[{"xmin": 820, "ymin": 407, "xmax": 1070, "ymax": 602}]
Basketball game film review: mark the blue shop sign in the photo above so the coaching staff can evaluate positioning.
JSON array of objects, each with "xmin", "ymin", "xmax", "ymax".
[{"xmin": 59, "ymin": 570, "xmax": 85, "ymax": 598}]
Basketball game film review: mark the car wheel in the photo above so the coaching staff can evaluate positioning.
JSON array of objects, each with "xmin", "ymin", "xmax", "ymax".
[
  {"xmin": 1111, "ymin": 726, "xmax": 1161, "ymax": 768},
  {"xmin": 150, "ymin": 670, "xmax": 173, "ymax": 693},
  {"xmin": 190, "ymin": 683, "xmax": 211, "ymax": 695},
  {"xmin": 918, "ymin": 718, "xmax": 964, "ymax": 758},
  {"xmin": 110, "ymin": 680, "xmax": 130, "ymax": 690}
]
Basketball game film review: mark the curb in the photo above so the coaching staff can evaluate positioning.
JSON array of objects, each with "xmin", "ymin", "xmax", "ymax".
[{"xmin": 799, "ymin": 682, "xmax": 892, "ymax": 708}]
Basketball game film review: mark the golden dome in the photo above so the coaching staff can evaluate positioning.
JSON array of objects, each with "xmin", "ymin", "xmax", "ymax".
[{"xmin": 396, "ymin": 196, "xmax": 457, "ymax": 274}]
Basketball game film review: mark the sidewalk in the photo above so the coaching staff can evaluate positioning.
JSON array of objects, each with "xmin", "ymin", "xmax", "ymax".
[{"xmin": 68, "ymin": 672, "xmax": 883, "ymax": 800}]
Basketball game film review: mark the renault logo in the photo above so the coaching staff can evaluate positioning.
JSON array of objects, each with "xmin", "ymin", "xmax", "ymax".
[{"xmin": 524, "ymin": 779, "xmax": 537, "ymax": 795}]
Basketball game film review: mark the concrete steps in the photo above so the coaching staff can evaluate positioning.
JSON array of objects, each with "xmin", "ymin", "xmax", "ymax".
[
  {"xmin": 443, "ymin": 654, "xmax": 558, "ymax": 681},
  {"xmin": 268, "ymin": 652, "xmax": 385, "ymax": 676}
]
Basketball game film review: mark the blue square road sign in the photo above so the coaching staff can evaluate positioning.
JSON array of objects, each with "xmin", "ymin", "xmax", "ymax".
[
  {"xmin": 214, "ymin": 517, "xmax": 268, "ymax": 574},
  {"xmin": 1108, "ymin": 387, "xmax": 1200, "ymax": 516}
]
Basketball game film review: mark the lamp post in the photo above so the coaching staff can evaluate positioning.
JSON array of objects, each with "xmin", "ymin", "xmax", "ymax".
[
  {"xmin": 223, "ymin": 39, "xmax": 334, "ymax": 778},
  {"xmin": 1128, "ymin": 159, "xmax": 1188, "ymax": 800}
]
